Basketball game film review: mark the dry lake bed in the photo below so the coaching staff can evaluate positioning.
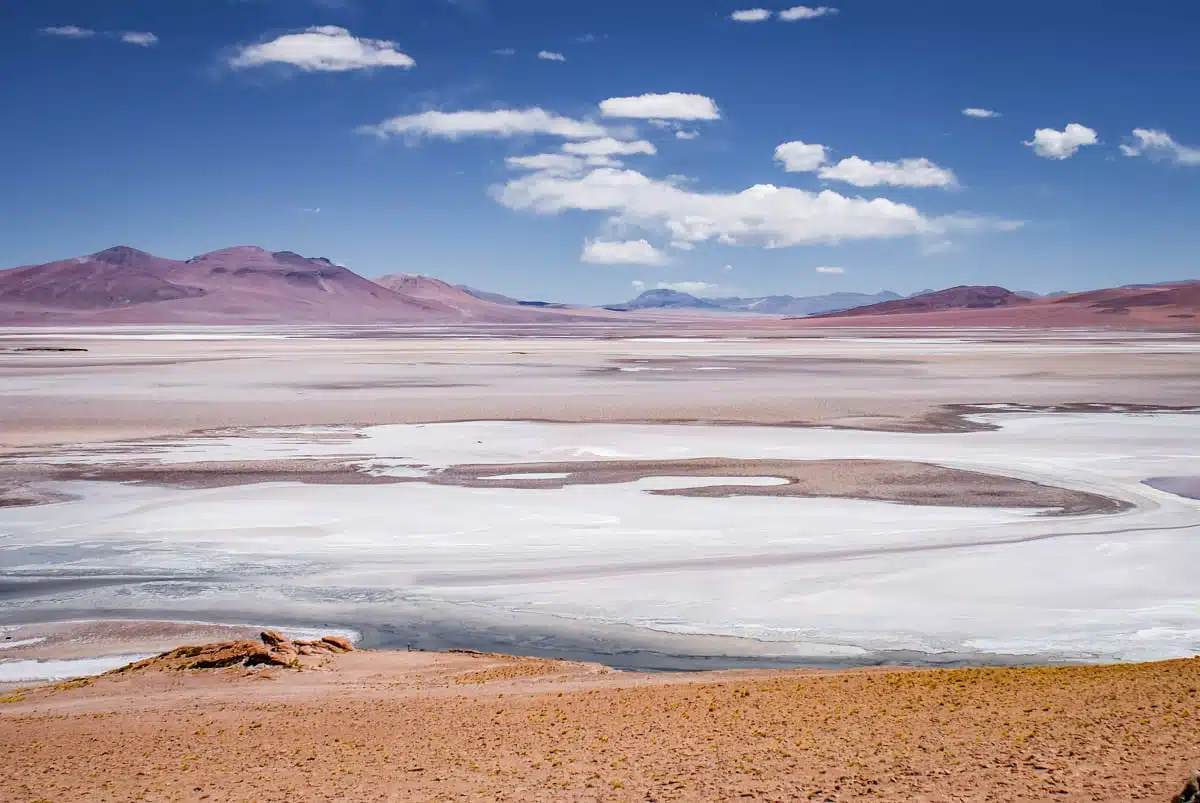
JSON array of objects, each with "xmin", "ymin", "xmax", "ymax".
[{"xmin": 2, "ymin": 324, "xmax": 1199, "ymax": 676}]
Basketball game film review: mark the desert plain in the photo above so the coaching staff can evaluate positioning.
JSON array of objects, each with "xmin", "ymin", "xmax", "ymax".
[{"xmin": 1, "ymin": 322, "xmax": 1199, "ymax": 801}]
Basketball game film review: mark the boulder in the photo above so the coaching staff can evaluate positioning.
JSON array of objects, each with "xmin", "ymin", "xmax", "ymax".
[
  {"xmin": 259, "ymin": 630, "xmax": 289, "ymax": 647},
  {"xmin": 321, "ymin": 636, "xmax": 354, "ymax": 653}
]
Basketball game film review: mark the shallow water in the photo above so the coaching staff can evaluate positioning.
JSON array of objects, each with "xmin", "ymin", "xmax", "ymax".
[{"xmin": 2, "ymin": 412, "xmax": 1198, "ymax": 667}]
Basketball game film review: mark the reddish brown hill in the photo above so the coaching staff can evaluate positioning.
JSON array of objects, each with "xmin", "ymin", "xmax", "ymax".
[
  {"xmin": 814, "ymin": 286, "xmax": 1031, "ymax": 318},
  {"xmin": 0, "ymin": 246, "xmax": 583, "ymax": 325},
  {"xmin": 0, "ymin": 246, "xmax": 202, "ymax": 310},
  {"xmin": 372, "ymin": 274, "xmax": 567, "ymax": 322},
  {"xmin": 796, "ymin": 281, "xmax": 1200, "ymax": 329}
]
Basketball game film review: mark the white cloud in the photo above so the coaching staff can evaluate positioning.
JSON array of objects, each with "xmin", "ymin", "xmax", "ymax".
[
  {"xmin": 494, "ymin": 167, "xmax": 967, "ymax": 248},
  {"xmin": 631, "ymin": 280, "xmax": 647, "ymax": 291},
  {"xmin": 669, "ymin": 240, "xmax": 696, "ymax": 251},
  {"xmin": 563, "ymin": 138, "xmax": 656, "ymax": 157},
  {"xmin": 658, "ymin": 281, "xmax": 719, "ymax": 295},
  {"xmin": 675, "ymin": 129, "xmax": 700, "ymax": 140},
  {"xmin": 962, "ymin": 107, "xmax": 1000, "ymax": 119},
  {"xmin": 774, "ymin": 140, "xmax": 829, "ymax": 172},
  {"xmin": 1120, "ymin": 128, "xmax": 1200, "ymax": 166},
  {"xmin": 815, "ymin": 265, "xmax": 845, "ymax": 274},
  {"xmin": 506, "ymin": 153, "xmax": 587, "ymax": 175},
  {"xmin": 1024, "ymin": 123, "xmax": 1098, "ymax": 160},
  {"xmin": 40, "ymin": 26, "xmax": 96, "ymax": 38},
  {"xmin": 818, "ymin": 156, "xmax": 958, "ymax": 188},
  {"xmin": 778, "ymin": 5, "xmax": 838, "ymax": 21},
  {"xmin": 299, "ymin": 206, "xmax": 322, "ymax": 214},
  {"xmin": 491, "ymin": 48, "xmax": 516, "ymax": 56},
  {"xmin": 360, "ymin": 108, "xmax": 608, "ymax": 140},
  {"xmin": 120, "ymin": 31, "xmax": 158, "ymax": 46},
  {"xmin": 537, "ymin": 50, "xmax": 566, "ymax": 62},
  {"xmin": 731, "ymin": 9, "xmax": 772, "ymax": 22},
  {"xmin": 599, "ymin": 92, "xmax": 721, "ymax": 121},
  {"xmin": 229, "ymin": 26, "xmax": 415, "ymax": 72},
  {"xmin": 581, "ymin": 238, "xmax": 669, "ymax": 265}
]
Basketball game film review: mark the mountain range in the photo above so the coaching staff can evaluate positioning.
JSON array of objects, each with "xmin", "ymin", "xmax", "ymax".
[
  {"xmin": 0, "ymin": 246, "xmax": 588, "ymax": 325},
  {"xmin": 0, "ymin": 245, "xmax": 1196, "ymax": 328},
  {"xmin": 604, "ymin": 289, "xmax": 904, "ymax": 315}
]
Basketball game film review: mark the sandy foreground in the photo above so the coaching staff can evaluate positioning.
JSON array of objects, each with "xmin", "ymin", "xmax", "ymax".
[{"xmin": 1, "ymin": 636, "xmax": 1198, "ymax": 803}]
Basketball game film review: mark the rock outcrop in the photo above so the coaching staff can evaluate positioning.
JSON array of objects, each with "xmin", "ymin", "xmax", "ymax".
[
  {"xmin": 111, "ymin": 631, "xmax": 354, "ymax": 674},
  {"xmin": 1174, "ymin": 771, "xmax": 1200, "ymax": 803}
]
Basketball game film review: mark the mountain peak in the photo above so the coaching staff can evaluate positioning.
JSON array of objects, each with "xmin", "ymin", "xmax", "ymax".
[{"xmin": 88, "ymin": 246, "xmax": 160, "ymax": 267}]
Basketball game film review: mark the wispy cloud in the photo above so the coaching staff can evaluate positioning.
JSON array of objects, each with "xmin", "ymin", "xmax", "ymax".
[
  {"xmin": 120, "ymin": 32, "xmax": 158, "ymax": 47},
  {"xmin": 40, "ymin": 25, "xmax": 96, "ymax": 38},
  {"xmin": 962, "ymin": 107, "xmax": 1000, "ymax": 119},
  {"xmin": 1120, "ymin": 128, "xmax": 1200, "ymax": 166},
  {"xmin": 41, "ymin": 26, "xmax": 158, "ymax": 45},
  {"xmin": 731, "ymin": 6, "xmax": 837, "ymax": 22},
  {"xmin": 537, "ymin": 50, "xmax": 566, "ymax": 62},
  {"xmin": 229, "ymin": 26, "xmax": 415, "ymax": 72},
  {"xmin": 815, "ymin": 265, "xmax": 845, "ymax": 274},
  {"xmin": 491, "ymin": 47, "xmax": 516, "ymax": 56},
  {"xmin": 360, "ymin": 108, "xmax": 609, "ymax": 141},
  {"xmin": 730, "ymin": 8, "xmax": 771, "ymax": 22},
  {"xmin": 778, "ymin": 6, "xmax": 838, "ymax": 21}
]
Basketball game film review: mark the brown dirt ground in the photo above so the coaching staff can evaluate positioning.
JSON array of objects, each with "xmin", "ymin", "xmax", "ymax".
[{"xmin": 2, "ymin": 648, "xmax": 1198, "ymax": 802}]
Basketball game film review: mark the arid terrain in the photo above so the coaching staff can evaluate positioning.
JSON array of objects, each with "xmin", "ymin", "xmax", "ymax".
[
  {"xmin": 2, "ymin": 325, "xmax": 1199, "ymax": 801},
  {"xmin": 1, "ymin": 623, "xmax": 1198, "ymax": 802}
]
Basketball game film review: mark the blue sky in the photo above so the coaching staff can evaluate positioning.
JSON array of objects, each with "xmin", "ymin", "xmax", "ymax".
[{"xmin": 2, "ymin": 0, "xmax": 1198, "ymax": 302}]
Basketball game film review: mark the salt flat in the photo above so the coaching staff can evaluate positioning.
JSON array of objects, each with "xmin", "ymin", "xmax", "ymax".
[{"xmin": 1, "ymin": 327, "xmax": 1198, "ymax": 669}]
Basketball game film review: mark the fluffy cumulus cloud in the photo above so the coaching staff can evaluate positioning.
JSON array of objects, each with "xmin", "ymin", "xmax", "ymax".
[
  {"xmin": 563, "ymin": 138, "xmax": 657, "ymax": 157},
  {"xmin": 581, "ymin": 238, "xmax": 669, "ymax": 265},
  {"xmin": 778, "ymin": 5, "xmax": 838, "ymax": 21},
  {"xmin": 494, "ymin": 167, "xmax": 956, "ymax": 248},
  {"xmin": 40, "ymin": 25, "xmax": 96, "ymax": 38},
  {"xmin": 229, "ymin": 26, "xmax": 415, "ymax": 72},
  {"xmin": 818, "ymin": 156, "xmax": 958, "ymax": 188},
  {"xmin": 599, "ymin": 93, "xmax": 721, "ymax": 121},
  {"xmin": 120, "ymin": 32, "xmax": 158, "ymax": 46},
  {"xmin": 774, "ymin": 140, "xmax": 829, "ymax": 172},
  {"xmin": 730, "ymin": 8, "xmax": 772, "ymax": 22},
  {"xmin": 1024, "ymin": 123, "xmax": 1098, "ymax": 160},
  {"xmin": 815, "ymin": 266, "xmax": 845, "ymax": 274},
  {"xmin": 537, "ymin": 50, "xmax": 566, "ymax": 62},
  {"xmin": 1120, "ymin": 128, "xmax": 1200, "ymax": 166},
  {"xmin": 775, "ymin": 141, "xmax": 957, "ymax": 188},
  {"xmin": 360, "ymin": 108, "xmax": 608, "ymax": 140},
  {"xmin": 962, "ymin": 107, "xmax": 1000, "ymax": 119}
]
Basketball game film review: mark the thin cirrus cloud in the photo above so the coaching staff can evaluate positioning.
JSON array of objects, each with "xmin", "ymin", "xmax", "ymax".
[
  {"xmin": 562, "ymin": 138, "xmax": 657, "ymax": 157},
  {"xmin": 779, "ymin": 5, "xmax": 838, "ymax": 20},
  {"xmin": 40, "ymin": 25, "xmax": 96, "ymax": 38},
  {"xmin": 229, "ymin": 26, "xmax": 414, "ymax": 72},
  {"xmin": 731, "ymin": 6, "xmax": 837, "ymax": 22},
  {"xmin": 599, "ymin": 93, "xmax": 721, "ymax": 121},
  {"xmin": 359, "ymin": 108, "xmax": 609, "ymax": 140},
  {"xmin": 774, "ymin": 141, "xmax": 958, "ymax": 188},
  {"xmin": 581, "ymin": 239, "xmax": 669, "ymax": 265},
  {"xmin": 41, "ymin": 26, "xmax": 158, "ymax": 45},
  {"xmin": 1120, "ymin": 128, "xmax": 1200, "ymax": 166},
  {"xmin": 1024, "ymin": 123, "xmax": 1098, "ymax": 160},
  {"xmin": 815, "ymin": 266, "xmax": 845, "ymax": 274},
  {"xmin": 120, "ymin": 32, "xmax": 158, "ymax": 46},
  {"xmin": 962, "ymin": 107, "xmax": 1000, "ymax": 119},
  {"xmin": 537, "ymin": 50, "xmax": 566, "ymax": 62}
]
